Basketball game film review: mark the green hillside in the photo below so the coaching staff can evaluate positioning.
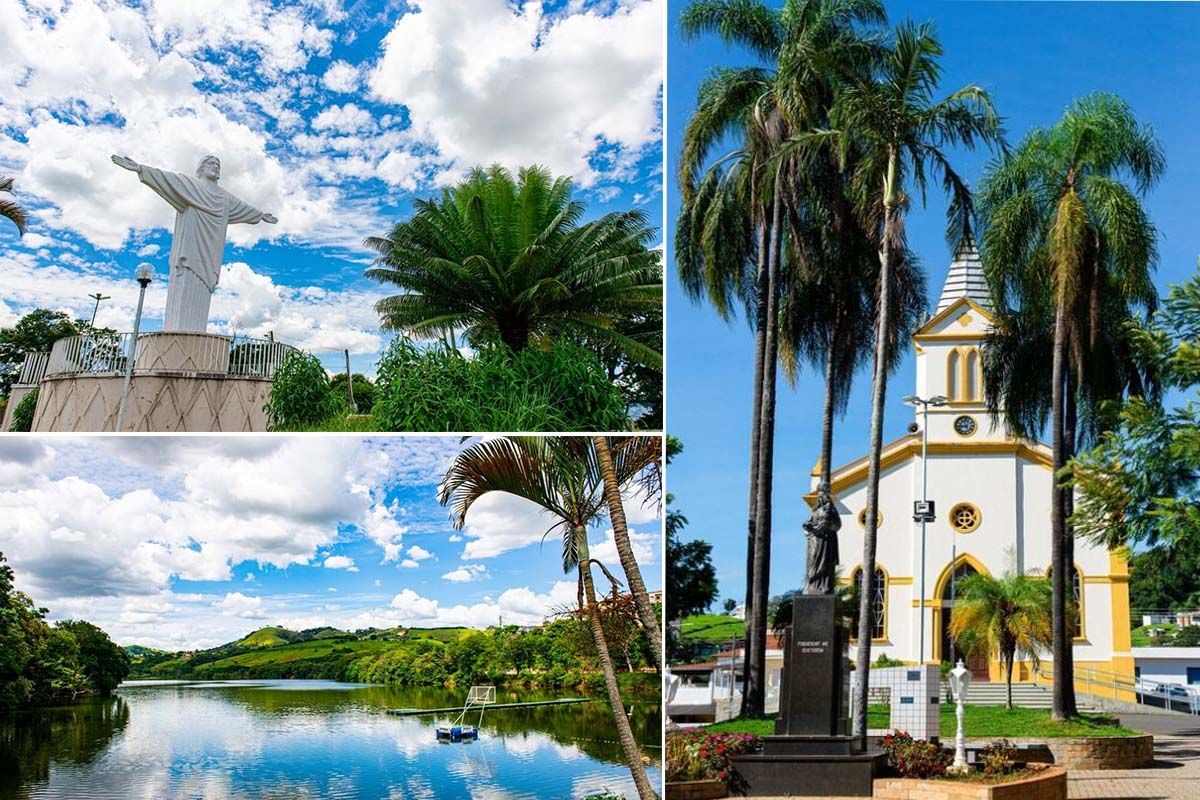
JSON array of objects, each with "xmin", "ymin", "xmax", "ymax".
[
  {"xmin": 237, "ymin": 627, "xmax": 293, "ymax": 648},
  {"xmin": 680, "ymin": 614, "xmax": 744, "ymax": 643}
]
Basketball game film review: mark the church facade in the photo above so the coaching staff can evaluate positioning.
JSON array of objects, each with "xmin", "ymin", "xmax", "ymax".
[{"xmin": 812, "ymin": 248, "xmax": 1134, "ymax": 693}]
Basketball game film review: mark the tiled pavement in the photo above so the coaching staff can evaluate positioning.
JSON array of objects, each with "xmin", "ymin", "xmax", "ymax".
[{"xmin": 1070, "ymin": 715, "xmax": 1200, "ymax": 800}]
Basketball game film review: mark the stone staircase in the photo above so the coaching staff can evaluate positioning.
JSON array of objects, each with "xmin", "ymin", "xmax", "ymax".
[{"xmin": 948, "ymin": 681, "xmax": 1101, "ymax": 712}]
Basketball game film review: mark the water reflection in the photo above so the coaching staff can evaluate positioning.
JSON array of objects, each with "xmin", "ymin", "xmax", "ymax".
[{"xmin": 0, "ymin": 681, "xmax": 661, "ymax": 799}]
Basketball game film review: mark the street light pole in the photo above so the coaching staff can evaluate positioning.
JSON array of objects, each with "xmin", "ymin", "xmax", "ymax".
[
  {"xmin": 88, "ymin": 292, "xmax": 111, "ymax": 327},
  {"xmin": 115, "ymin": 263, "xmax": 155, "ymax": 432},
  {"xmin": 904, "ymin": 394, "xmax": 947, "ymax": 666}
]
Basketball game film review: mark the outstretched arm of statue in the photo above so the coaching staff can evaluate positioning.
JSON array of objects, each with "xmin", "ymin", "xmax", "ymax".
[
  {"xmin": 111, "ymin": 154, "xmax": 140, "ymax": 172},
  {"xmin": 261, "ymin": 213, "xmax": 277, "ymax": 224}
]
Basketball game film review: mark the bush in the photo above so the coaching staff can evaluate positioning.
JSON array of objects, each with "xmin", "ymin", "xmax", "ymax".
[
  {"xmin": 373, "ymin": 341, "xmax": 628, "ymax": 432},
  {"xmin": 265, "ymin": 352, "xmax": 342, "ymax": 430},
  {"xmin": 979, "ymin": 739, "xmax": 1018, "ymax": 776},
  {"xmin": 330, "ymin": 372, "xmax": 376, "ymax": 414},
  {"xmin": 665, "ymin": 731, "xmax": 759, "ymax": 790},
  {"xmin": 880, "ymin": 731, "xmax": 951, "ymax": 778},
  {"xmin": 874, "ymin": 652, "xmax": 906, "ymax": 668},
  {"xmin": 8, "ymin": 387, "xmax": 38, "ymax": 431}
]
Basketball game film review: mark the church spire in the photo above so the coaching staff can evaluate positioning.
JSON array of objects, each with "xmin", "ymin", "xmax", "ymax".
[{"xmin": 935, "ymin": 236, "xmax": 990, "ymax": 313}]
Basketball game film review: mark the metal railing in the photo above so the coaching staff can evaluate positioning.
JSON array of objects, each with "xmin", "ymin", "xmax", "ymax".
[
  {"xmin": 44, "ymin": 333, "xmax": 296, "ymax": 380},
  {"xmin": 1032, "ymin": 664, "xmax": 1200, "ymax": 714},
  {"xmin": 46, "ymin": 332, "xmax": 133, "ymax": 376},
  {"xmin": 16, "ymin": 351, "xmax": 48, "ymax": 385}
]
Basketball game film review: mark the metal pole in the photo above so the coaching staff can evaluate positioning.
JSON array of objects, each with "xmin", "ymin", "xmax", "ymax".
[
  {"xmin": 919, "ymin": 401, "xmax": 929, "ymax": 665},
  {"xmin": 115, "ymin": 283, "xmax": 147, "ymax": 431},
  {"xmin": 88, "ymin": 293, "xmax": 110, "ymax": 327}
]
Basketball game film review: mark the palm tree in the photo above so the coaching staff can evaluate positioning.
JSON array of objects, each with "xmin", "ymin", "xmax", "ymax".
[
  {"xmin": 365, "ymin": 164, "xmax": 662, "ymax": 368},
  {"xmin": 949, "ymin": 568, "xmax": 1053, "ymax": 709},
  {"xmin": 593, "ymin": 435, "xmax": 663, "ymax": 670},
  {"xmin": 978, "ymin": 93, "xmax": 1163, "ymax": 719},
  {"xmin": 0, "ymin": 177, "xmax": 27, "ymax": 236},
  {"xmin": 816, "ymin": 20, "xmax": 1002, "ymax": 739},
  {"xmin": 677, "ymin": 0, "xmax": 887, "ymax": 719},
  {"xmin": 439, "ymin": 436, "xmax": 656, "ymax": 800}
]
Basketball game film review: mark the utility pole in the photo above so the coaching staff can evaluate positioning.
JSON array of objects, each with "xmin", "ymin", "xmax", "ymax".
[
  {"xmin": 904, "ymin": 394, "xmax": 947, "ymax": 665},
  {"xmin": 344, "ymin": 349, "xmax": 355, "ymax": 410},
  {"xmin": 88, "ymin": 292, "xmax": 110, "ymax": 327}
]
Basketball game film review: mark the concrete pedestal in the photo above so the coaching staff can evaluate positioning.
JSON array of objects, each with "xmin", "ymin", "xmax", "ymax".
[
  {"xmin": 31, "ymin": 332, "xmax": 275, "ymax": 432},
  {"xmin": 732, "ymin": 595, "xmax": 886, "ymax": 797}
]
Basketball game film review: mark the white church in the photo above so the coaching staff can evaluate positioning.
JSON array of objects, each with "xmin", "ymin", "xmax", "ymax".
[{"xmin": 812, "ymin": 247, "xmax": 1133, "ymax": 695}]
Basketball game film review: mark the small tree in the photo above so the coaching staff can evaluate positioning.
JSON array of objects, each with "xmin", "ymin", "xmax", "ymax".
[
  {"xmin": 723, "ymin": 598, "xmax": 737, "ymax": 615},
  {"xmin": 949, "ymin": 568, "xmax": 1052, "ymax": 709}
]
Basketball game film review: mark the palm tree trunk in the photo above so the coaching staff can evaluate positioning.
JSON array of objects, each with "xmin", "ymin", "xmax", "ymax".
[
  {"xmin": 854, "ymin": 186, "xmax": 898, "ymax": 744},
  {"xmin": 593, "ymin": 435, "xmax": 662, "ymax": 671},
  {"xmin": 1005, "ymin": 651, "xmax": 1015, "ymax": 710},
  {"xmin": 576, "ymin": 525, "xmax": 656, "ymax": 800},
  {"xmin": 748, "ymin": 181, "xmax": 783, "ymax": 717},
  {"xmin": 820, "ymin": 336, "xmax": 837, "ymax": 487},
  {"xmin": 1062, "ymin": 379, "xmax": 1078, "ymax": 715},
  {"xmin": 741, "ymin": 217, "xmax": 770, "ymax": 716},
  {"xmin": 1050, "ymin": 302, "xmax": 1072, "ymax": 720}
]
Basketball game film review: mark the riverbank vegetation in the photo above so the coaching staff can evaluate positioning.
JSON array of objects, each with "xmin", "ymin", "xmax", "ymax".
[
  {"xmin": 0, "ymin": 552, "xmax": 129, "ymax": 710},
  {"xmin": 129, "ymin": 614, "xmax": 659, "ymax": 698}
]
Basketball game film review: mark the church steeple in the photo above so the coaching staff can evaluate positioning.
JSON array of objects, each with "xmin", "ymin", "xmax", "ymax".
[{"xmin": 935, "ymin": 237, "xmax": 990, "ymax": 313}]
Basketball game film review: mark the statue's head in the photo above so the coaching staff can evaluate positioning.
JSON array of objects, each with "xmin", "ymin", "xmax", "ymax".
[{"xmin": 196, "ymin": 155, "xmax": 221, "ymax": 181}]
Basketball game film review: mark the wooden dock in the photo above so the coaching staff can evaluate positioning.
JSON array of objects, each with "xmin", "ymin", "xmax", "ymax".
[{"xmin": 386, "ymin": 698, "xmax": 592, "ymax": 716}]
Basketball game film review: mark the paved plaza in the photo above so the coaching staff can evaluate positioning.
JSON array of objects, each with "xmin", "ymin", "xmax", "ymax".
[{"xmin": 1069, "ymin": 715, "xmax": 1200, "ymax": 800}]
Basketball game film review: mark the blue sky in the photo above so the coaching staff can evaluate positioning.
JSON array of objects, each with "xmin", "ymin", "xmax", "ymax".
[
  {"xmin": 0, "ymin": 0, "xmax": 663, "ymax": 377},
  {"xmin": 0, "ymin": 436, "xmax": 662, "ymax": 650},
  {"xmin": 665, "ymin": 0, "xmax": 1200, "ymax": 607}
]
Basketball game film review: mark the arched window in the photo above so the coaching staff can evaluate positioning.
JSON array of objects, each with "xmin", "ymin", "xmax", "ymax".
[
  {"xmin": 947, "ymin": 350, "xmax": 961, "ymax": 400},
  {"xmin": 851, "ymin": 565, "xmax": 888, "ymax": 641},
  {"xmin": 1046, "ymin": 565, "xmax": 1084, "ymax": 639},
  {"xmin": 965, "ymin": 348, "xmax": 980, "ymax": 401}
]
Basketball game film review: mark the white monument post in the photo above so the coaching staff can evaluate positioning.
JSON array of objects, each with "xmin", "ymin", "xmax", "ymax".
[
  {"xmin": 110, "ymin": 154, "xmax": 277, "ymax": 332},
  {"xmin": 949, "ymin": 659, "xmax": 972, "ymax": 773}
]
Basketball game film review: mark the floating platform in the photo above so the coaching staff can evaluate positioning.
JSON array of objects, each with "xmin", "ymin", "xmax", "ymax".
[
  {"xmin": 436, "ymin": 723, "xmax": 479, "ymax": 740},
  {"xmin": 387, "ymin": 698, "xmax": 592, "ymax": 716}
]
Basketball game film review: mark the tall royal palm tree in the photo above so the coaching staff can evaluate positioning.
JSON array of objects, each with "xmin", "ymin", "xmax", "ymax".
[
  {"xmin": 677, "ymin": 0, "xmax": 887, "ymax": 718},
  {"xmin": 977, "ymin": 93, "xmax": 1163, "ymax": 719},
  {"xmin": 816, "ymin": 20, "xmax": 1002, "ymax": 738},
  {"xmin": 949, "ymin": 567, "xmax": 1052, "ymax": 710},
  {"xmin": 0, "ymin": 177, "xmax": 27, "ymax": 236},
  {"xmin": 439, "ymin": 436, "xmax": 657, "ymax": 800},
  {"xmin": 593, "ymin": 435, "xmax": 664, "ymax": 671},
  {"xmin": 365, "ymin": 164, "xmax": 662, "ymax": 368}
]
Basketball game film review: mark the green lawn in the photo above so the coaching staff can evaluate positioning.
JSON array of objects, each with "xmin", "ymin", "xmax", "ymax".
[
  {"xmin": 680, "ymin": 614, "xmax": 745, "ymax": 644},
  {"xmin": 704, "ymin": 705, "xmax": 1139, "ymax": 738},
  {"xmin": 1132, "ymin": 623, "xmax": 1180, "ymax": 647}
]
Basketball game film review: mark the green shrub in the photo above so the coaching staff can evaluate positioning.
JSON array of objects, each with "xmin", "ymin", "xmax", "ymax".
[
  {"xmin": 880, "ymin": 731, "xmax": 951, "ymax": 778},
  {"xmin": 265, "ymin": 352, "xmax": 342, "ymax": 430},
  {"xmin": 330, "ymin": 372, "xmax": 376, "ymax": 414},
  {"xmin": 373, "ymin": 341, "xmax": 628, "ymax": 432},
  {"xmin": 979, "ymin": 739, "xmax": 1018, "ymax": 776},
  {"xmin": 8, "ymin": 387, "xmax": 38, "ymax": 432},
  {"xmin": 874, "ymin": 653, "xmax": 906, "ymax": 668}
]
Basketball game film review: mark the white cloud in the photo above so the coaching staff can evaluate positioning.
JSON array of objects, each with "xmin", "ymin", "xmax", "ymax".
[
  {"xmin": 399, "ymin": 559, "xmax": 419, "ymax": 569},
  {"xmin": 367, "ymin": 0, "xmax": 662, "ymax": 187},
  {"xmin": 406, "ymin": 545, "xmax": 433, "ymax": 561},
  {"xmin": 365, "ymin": 580, "xmax": 577, "ymax": 628},
  {"xmin": 458, "ymin": 491, "xmax": 555, "ymax": 560},
  {"xmin": 360, "ymin": 499, "xmax": 407, "ymax": 563},
  {"xmin": 312, "ymin": 103, "xmax": 374, "ymax": 134},
  {"xmin": 321, "ymin": 59, "xmax": 359, "ymax": 93},
  {"xmin": 442, "ymin": 563, "xmax": 487, "ymax": 583},
  {"xmin": 390, "ymin": 588, "xmax": 439, "ymax": 618},
  {"xmin": 323, "ymin": 555, "xmax": 359, "ymax": 572},
  {"xmin": 213, "ymin": 592, "xmax": 265, "ymax": 619}
]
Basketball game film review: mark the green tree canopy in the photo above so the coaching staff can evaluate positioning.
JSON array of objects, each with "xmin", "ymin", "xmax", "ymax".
[
  {"xmin": 0, "ymin": 309, "xmax": 80, "ymax": 395},
  {"xmin": 365, "ymin": 164, "xmax": 663, "ymax": 368}
]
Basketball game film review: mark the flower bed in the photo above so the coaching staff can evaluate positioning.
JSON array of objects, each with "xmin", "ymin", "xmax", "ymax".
[
  {"xmin": 665, "ymin": 731, "xmax": 760, "ymax": 799},
  {"xmin": 874, "ymin": 763, "xmax": 1067, "ymax": 800}
]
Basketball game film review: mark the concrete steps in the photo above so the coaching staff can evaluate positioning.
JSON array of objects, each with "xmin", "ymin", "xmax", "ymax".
[{"xmin": 947, "ymin": 681, "xmax": 1101, "ymax": 712}]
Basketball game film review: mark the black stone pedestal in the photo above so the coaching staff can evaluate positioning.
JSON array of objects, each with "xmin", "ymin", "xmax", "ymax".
[{"xmin": 730, "ymin": 595, "xmax": 886, "ymax": 796}]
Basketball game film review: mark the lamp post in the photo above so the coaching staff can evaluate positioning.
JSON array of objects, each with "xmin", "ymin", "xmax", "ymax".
[
  {"xmin": 949, "ymin": 658, "xmax": 972, "ymax": 773},
  {"xmin": 903, "ymin": 394, "xmax": 948, "ymax": 666},
  {"xmin": 87, "ymin": 292, "xmax": 111, "ymax": 327},
  {"xmin": 115, "ymin": 263, "xmax": 155, "ymax": 432}
]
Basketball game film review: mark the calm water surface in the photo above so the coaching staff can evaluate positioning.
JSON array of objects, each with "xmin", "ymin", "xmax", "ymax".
[{"xmin": 0, "ymin": 679, "xmax": 661, "ymax": 799}]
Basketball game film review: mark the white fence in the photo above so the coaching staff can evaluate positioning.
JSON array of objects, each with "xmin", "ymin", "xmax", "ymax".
[
  {"xmin": 43, "ymin": 333, "xmax": 296, "ymax": 380},
  {"xmin": 16, "ymin": 351, "xmax": 48, "ymax": 385}
]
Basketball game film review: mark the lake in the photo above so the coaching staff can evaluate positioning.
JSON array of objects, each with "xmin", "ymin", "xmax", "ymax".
[{"xmin": 0, "ymin": 679, "xmax": 662, "ymax": 799}]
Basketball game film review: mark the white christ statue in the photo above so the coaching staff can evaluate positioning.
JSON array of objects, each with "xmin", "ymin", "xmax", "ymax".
[{"xmin": 111, "ymin": 154, "xmax": 278, "ymax": 332}]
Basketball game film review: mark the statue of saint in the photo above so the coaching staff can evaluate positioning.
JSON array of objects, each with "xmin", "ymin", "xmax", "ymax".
[
  {"xmin": 803, "ymin": 482, "xmax": 841, "ymax": 595},
  {"xmin": 111, "ymin": 154, "xmax": 277, "ymax": 332}
]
